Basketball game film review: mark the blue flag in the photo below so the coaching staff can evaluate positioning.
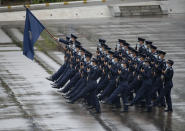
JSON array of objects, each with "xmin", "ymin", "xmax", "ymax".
[{"xmin": 23, "ymin": 8, "xmax": 45, "ymax": 60}]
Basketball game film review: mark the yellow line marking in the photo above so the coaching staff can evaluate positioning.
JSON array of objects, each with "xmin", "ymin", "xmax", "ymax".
[
  {"xmin": 64, "ymin": 2, "xmax": 69, "ymax": 5},
  {"xmin": 7, "ymin": 6, "xmax": 11, "ymax": 9},
  {"xmin": 83, "ymin": 0, "xmax": 87, "ymax": 4},
  {"xmin": 25, "ymin": 4, "xmax": 30, "ymax": 8},
  {"xmin": 45, "ymin": 3, "xmax": 50, "ymax": 7}
]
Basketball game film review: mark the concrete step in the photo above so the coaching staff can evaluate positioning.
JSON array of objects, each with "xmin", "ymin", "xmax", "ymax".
[
  {"xmin": 7, "ymin": 28, "xmax": 43, "ymax": 42},
  {"xmin": 120, "ymin": 5, "xmax": 162, "ymax": 16},
  {"xmin": 0, "ymin": 45, "xmax": 21, "ymax": 51},
  {"xmin": 35, "ymin": 51, "xmax": 60, "ymax": 73},
  {"xmin": 0, "ymin": 28, "xmax": 12, "ymax": 43},
  {"xmin": 109, "ymin": 1, "xmax": 168, "ymax": 17}
]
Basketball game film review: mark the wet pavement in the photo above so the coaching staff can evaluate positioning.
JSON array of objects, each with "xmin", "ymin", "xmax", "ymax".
[{"xmin": 0, "ymin": 14, "xmax": 185, "ymax": 131}]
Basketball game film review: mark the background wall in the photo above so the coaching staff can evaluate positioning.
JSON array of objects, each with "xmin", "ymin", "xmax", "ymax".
[{"xmin": 167, "ymin": 0, "xmax": 185, "ymax": 13}]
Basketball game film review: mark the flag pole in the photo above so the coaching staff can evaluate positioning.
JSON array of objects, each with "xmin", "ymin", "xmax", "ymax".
[
  {"xmin": 43, "ymin": 28, "xmax": 64, "ymax": 50},
  {"xmin": 44, "ymin": 28, "xmax": 64, "ymax": 51},
  {"xmin": 44, "ymin": 28, "xmax": 56, "ymax": 40}
]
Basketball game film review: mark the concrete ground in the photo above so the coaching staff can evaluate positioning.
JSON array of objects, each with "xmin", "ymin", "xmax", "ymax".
[{"xmin": 0, "ymin": 14, "xmax": 185, "ymax": 131}]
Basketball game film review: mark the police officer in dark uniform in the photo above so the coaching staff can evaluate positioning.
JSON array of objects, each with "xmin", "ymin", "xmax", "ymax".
[
  {"xmin": 145, "ymin": 40, "xmax": 152, "ymax": 57},
  {"xmin": 154, "ymin": 60, "xmax": 174, "ymax": 112},
  {"xmin": 67, "ymin": 58, "xmax": 101, "ymax": 113},
  {"xmin": 105, "ymin": 61, "xmax": 129, "ymax": 112},
  {"xmin": 98, "ymin": 54, "xmax": 119, "ymax": 101},
  {"xmin": 52, "ymin": 45, "xmax": 82, "ymax": 89},
  {"xmin": 65, "ymin": 52, "xmax": 92, "ymax": 99},
  {"xmin": 59, "ymin": 55, "xmax": 81, "ymax": 93},
  {"xmin": 129, "ymin": 59, "xmax": 153, "ymax": 112},
  {"xmin": 136, "ymin": 37, "xmax": 145, "ymax": 54},
  {"xmin": 149, "ymin": 45, "xmax": 158, "ymax": 61},
  {"xmin": 96, "ymin": 50, "xmax": 114, "ymax": 94},
  {"xmin": 46, "ymin": 36, "xmax": 71, "ymax": 81}
]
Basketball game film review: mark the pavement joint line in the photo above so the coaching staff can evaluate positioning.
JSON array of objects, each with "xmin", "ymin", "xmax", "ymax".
[
  {"xmin": 0, "ymin": 77, "xmax": 43, "ymax": 131},
  {"xmin": 0, "ymin": 28, "xmax": 12, "ymax": 43},
  {"xmin": 0, "ymin": 50, "xmax": 21, "ymax": 52},
  {"xmin": 88, "ymin": 111, "xmax": 113, "ymax": 131},
  {"xmin": 41, "ymin": 49, "xmax": 63, "ymax": 66}
]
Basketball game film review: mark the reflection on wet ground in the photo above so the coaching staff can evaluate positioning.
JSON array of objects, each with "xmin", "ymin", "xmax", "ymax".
[{"xmin": 0, "ymin": 14, "xmax": 185, "ymax": 131}]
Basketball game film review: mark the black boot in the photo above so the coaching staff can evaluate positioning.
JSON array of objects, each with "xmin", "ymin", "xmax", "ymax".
[
  {"xmin": 52, "ymin": 85, "xmax": 60, "ymax": 89},
  {"xmin": 164, "ymin": 109, "xmax": 173, "ymax": 112},
  {"xmin": 46, "ymin": 76, "xmax": 53, "ymax": 81},
  {"xmin": 144, "ymin": 106, "xmax": 152, "ymax": 112},
  {"xmin": 66, "ymin": 100, "xmax": 74, "ymax": 104},
  {"xmin": 121, "ymin": 105, "xmax": 128, "ymax": 112}
]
